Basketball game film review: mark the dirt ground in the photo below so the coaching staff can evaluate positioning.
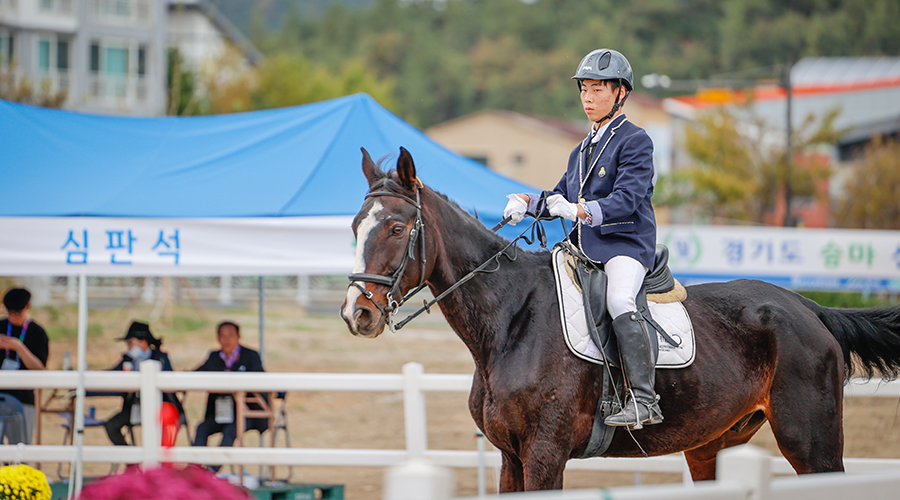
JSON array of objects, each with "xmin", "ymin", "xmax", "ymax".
[{"xmin": 23, "ymin": 298, "xmax": 900, "ymax": 499}]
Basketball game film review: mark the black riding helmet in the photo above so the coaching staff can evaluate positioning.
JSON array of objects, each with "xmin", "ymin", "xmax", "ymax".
[
  {"xmin": 571, "ymin": 49, "xmax": 634, "ymax": 91},
  {"xmin": 571, "ymin": 49, "xmax": 634, "ymax": 124}
]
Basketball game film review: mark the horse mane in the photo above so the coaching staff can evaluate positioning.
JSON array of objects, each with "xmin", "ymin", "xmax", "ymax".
[{"xmin": 374, "ymin": 166, "xmax": 548, "ymax": 260}]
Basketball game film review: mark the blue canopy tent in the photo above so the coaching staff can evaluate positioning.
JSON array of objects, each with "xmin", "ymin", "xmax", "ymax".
[
  {"xmin": 0, "ymin": 93, "xmax": 557, "ymax": 492},
  {"xmin": 0, "ymin": 92, "xmax": 554, "ymax": 276}
]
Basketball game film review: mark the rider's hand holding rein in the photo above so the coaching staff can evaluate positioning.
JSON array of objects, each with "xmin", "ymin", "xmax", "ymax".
[
  {"xmin": 546, "ymin": 194, "xmax": 582, "ymax": 221},
  {"xmin": 503, "ymin": 194, "xmax": 529, "ymax": 225}
]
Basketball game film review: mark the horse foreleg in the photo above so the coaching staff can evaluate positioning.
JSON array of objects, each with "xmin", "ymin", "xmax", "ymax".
[
  {"xmin": 499, "ymin": 452, "xmax": 525, "ymax": 493},
  {"xmin": 521, "ymin": 441, "xmax": 568, "ymax": 490}
]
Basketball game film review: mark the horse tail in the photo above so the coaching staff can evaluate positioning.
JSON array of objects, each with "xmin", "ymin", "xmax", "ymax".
[{"xmin": 805, "ymin": 299, "xmax": 900, "ymax": 380}]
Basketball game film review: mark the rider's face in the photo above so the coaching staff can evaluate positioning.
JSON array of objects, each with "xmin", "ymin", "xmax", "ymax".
[{"xmin": 580, "ymin": 80, "xmax": 624, "ymax": 125}]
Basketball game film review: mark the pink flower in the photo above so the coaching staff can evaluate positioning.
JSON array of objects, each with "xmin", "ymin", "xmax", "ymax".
[{"xmin": 77, "ymin": 465, "xmax": 253, "ymax": 500}]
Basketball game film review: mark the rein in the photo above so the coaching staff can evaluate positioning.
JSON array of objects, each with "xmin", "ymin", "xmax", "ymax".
[{"xmin": 348, "ymin": 189, "xmax": 557, "ymax": 331}]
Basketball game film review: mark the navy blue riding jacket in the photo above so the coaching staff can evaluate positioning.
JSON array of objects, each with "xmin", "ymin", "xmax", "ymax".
[{"xmin": 529, "ymin": 114, "xmax": 657, "ymax": 269}]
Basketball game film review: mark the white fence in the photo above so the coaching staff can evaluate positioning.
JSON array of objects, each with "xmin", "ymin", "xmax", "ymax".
[
  {"xmin": 2, "ymin": 363, "xmax": 900, "ymax": 496},
  {"xmin": 453, "ymin": 445, "xmax": 900, "ymax": 500}
]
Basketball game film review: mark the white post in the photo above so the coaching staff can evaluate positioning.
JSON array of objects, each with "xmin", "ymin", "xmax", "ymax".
[
  {"xmin": 141, "ymin": 277, "xmax": 156, "ymax": 304},
  {"xmin": 139, "ymin": 359, "xmax": 162, "ymax": 469},
  {"xmin": 717, "ymin": 444, "xmax": 771, "ymax": 500},
  {"xmin": 219, "ymin": 275, "xmax": 232, "ymax": 306},
  {"xmin": 402, "ymin": 362, "xmax": 427, "ymax": 459},
  {"xmin": 66, "ymin": 275, "xmax": 78, "ymax": 304},
  {"xmin": 296, "ymin": 275, "xmax": 310, "ymax": 307},
  {"xmin": 682, "ymin": 452, "xmax": 694, "ymax": 485},
  {"xmin": 70, "ymin": 273, "xmax": 88, "ymax": 499},
  {"xmin": 386, "ymin": 363, "xmax": 455, "ymax": 500}
]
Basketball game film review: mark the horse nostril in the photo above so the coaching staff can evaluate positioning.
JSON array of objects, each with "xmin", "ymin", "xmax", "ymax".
[{"xmin": 354, "ymin": 306, "xmax": 373, "ymax": 329}]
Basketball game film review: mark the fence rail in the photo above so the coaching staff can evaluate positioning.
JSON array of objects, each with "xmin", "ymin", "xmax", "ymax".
[{"xmin": 2, "ymin": 364, "xmax": 900, "ymax": 494}]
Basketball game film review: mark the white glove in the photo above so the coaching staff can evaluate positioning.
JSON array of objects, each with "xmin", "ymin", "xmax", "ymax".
[
  {"xmin": 546, "ymin": 194, "xmax": 578, "ymax": 221},
  {"xmin": 503, "ymin": 194, "xmax": 528, "ymax": 225}
]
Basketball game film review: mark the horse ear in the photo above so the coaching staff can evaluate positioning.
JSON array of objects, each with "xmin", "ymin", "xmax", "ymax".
[
  {"xmin": 396, "ymin": 147, "xmax": 418, "ymax": 191},
  {"xmin": 361, "ymin": 147, "xmax": 382, "ymax": 188}
]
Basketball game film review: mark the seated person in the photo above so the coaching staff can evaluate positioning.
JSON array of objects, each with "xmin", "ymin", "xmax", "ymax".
[
  {"xmin": 0, "ymin": 288, "xmax": 48, "ymax": 444},
  {"xmin": 103, "ymin": 321, "xmax": 185, "ymax": 446},
  {"xmin": 192, "ymin": 321, "xmax": 268, "ymax": 470}
]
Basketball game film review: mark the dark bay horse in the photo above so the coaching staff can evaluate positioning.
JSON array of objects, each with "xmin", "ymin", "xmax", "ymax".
[{"xmin": 340, "ymin": 147, "xmax": 900, "ymax": 492}]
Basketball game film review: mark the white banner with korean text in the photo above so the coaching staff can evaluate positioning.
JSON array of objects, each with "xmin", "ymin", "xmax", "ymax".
[
  {"xmin": 660, "ymin": 225, "xmax": 900, "ymax": 292},
  {"xmin": 0, "ymin": 216, "xmax": 356, "ymax": 276}
]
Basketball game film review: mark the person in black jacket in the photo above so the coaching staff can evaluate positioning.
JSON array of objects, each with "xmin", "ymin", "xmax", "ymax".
[
  {"xmin": 192, "ymin": 320, "xmax": 268, "ymax": 470},
  {"xmin": 0, "ymin": 287, "xmax": 49, "ymax": 444},
  {"xmin": 103, "ymin": 321, "xmax": 185, "ymax": 446}
]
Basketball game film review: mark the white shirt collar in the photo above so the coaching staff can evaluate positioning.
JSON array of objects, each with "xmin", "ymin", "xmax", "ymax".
[{"xmin": 590, "ymin": 114, "xmax": 622, "ymax": 143}]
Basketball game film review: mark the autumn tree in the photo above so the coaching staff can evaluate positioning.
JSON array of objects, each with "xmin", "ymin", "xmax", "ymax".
[
  {"xmin": 669, "ymin": 101, "xmax": 836, "ymax": 225},
  {"xmin": 833, "ymin": 137, "xmax": 900, "ymax": 229}
]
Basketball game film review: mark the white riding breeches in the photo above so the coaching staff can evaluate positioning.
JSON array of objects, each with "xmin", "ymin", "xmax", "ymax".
[{"xmin": 605, "ymin": 255, "xmax": 649, "ymax": 319}]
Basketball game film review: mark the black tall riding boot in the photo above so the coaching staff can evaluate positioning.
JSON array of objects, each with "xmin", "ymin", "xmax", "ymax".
[{"xmin": 604, "ymin": 311, "xmax": 663, "ymax": 429}]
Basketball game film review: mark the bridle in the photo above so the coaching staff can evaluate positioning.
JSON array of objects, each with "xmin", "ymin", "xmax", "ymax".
[
  {"xmin": 347, "ymin": 186, "xmax": 558, "ymax": 332},
  {"xmin": 347, "ymin": 188, "xmax": 428, "ymax": 325}
]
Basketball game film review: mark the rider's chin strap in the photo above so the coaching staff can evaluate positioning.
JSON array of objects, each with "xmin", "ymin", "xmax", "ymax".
[{"xmin": 594, "ymin": 81, "xmax": 629, "ymax": 128}]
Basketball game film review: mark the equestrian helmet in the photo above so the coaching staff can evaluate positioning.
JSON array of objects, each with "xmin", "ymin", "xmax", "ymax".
[{"xmin": 571, "ymin": 49, "xmax": 634, "ymax": 91}]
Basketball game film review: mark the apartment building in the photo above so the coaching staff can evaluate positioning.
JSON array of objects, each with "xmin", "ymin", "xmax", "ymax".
[{"xmin": 0, "ymin": 0, "xmax": 260, "ymax": 116}]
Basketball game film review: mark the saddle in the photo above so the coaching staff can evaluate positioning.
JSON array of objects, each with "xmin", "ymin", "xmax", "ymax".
[{"xmin": 559, "ymin": 241, "xmax": 685, "ymax": 367}]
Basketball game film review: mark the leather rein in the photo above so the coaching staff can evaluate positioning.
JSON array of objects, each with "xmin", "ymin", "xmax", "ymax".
[{"xmin": 347, "ymin": 188, "xmax": 554, "ymax": 331}]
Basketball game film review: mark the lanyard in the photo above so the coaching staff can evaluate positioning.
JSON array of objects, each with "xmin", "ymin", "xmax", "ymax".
[{"xmin": 5, "ymin": 319, "xmax": 29, "ymax": 358}]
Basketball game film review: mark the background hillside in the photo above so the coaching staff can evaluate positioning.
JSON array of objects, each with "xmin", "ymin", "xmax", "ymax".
[{"xmin": 207, "ymin": 0, "xmax": 899, "ymax": 128}]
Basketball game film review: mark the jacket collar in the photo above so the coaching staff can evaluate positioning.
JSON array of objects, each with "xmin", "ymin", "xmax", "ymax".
[{"xmin": 581, "ymin": 114, "xmax": 627, "ymax": 152}]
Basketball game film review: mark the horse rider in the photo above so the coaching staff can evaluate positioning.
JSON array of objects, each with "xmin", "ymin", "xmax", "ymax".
[{"xmin": 503, "ymin": 48, "xmax": 662, "ymax": 429}]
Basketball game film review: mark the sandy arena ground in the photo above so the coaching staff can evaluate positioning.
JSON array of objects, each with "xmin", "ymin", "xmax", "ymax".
[{"xmin": 22, "ymin": 299, "xmax": 900, "ymax": 499}]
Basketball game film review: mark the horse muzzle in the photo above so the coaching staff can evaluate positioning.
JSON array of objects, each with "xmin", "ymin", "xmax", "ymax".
[{"xmin": 341, "ymin": 295, "xmax": 388, "ymax": 339}]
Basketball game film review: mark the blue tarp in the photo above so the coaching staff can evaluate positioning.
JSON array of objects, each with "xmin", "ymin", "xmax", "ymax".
[{"xmin": 0, "ymin": 93, "xmax": 537, "ymax": 228}]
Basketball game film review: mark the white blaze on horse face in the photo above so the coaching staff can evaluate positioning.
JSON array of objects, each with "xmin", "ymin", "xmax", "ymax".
[{"xmin": 342, "ymin": 201, "xmax": 384, "ymax": 327}]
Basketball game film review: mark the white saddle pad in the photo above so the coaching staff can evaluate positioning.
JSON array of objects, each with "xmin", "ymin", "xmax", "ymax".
[{"xmin": 551, "ymin": 247, "xmax": 695, "ymax": 368}]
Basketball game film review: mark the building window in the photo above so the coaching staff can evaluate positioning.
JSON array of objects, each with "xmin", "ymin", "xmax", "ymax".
[
  {"xmin": 89, "ymin": 0, "xmax": 152, "ymax": 24},
  {"xmin": 468, "ymin": 156, "xmax": 489, "ymax": 167},
  {"xmin": 36, "ymin": 34, "xmax": 70, "ymax": 92},
  {"xmin": 88, "ymin": 39, "xmax": 146, "ymax": 103},
  {"xmin": 0, "ymin": 30, "xmax": 12, "ymax": 68},
  {"xmin": 39, "ymin": 0, "xmax": 73, "ymax": 14}
]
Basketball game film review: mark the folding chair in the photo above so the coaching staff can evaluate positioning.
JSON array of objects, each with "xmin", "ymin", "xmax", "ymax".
[{"xmin": 0, "ymin": 393, "xmax": 27, "ymax": 449}]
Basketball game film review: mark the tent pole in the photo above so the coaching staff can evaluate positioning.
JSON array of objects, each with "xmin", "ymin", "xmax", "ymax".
[
  {"xmin": 258, "ymin": 276, "xmax": 265, "ymax": 365},
  {"xmin": 70, "ymin": 273, "xmax": 88, "ymax": 499}
]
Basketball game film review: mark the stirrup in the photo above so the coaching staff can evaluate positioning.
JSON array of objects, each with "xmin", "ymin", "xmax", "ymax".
[{"xmin": 605, "ymin": 394, "xmax": 663, "ymax": 430}]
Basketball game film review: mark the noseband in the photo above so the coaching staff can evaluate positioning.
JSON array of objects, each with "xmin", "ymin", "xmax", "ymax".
[{"xmin": 348, "ymin": 189, "xmax": 428, "ymax": 326}]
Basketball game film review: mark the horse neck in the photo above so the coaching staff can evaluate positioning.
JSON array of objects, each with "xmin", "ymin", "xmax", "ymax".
[{"xmin": 422, "ymin": 190, "xmax": 548, "ymax": 364}]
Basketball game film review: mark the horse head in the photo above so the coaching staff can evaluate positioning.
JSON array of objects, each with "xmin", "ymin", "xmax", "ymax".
[{"xmin": 341, "ymin": 147, "xmax": 434, "ymax": 338}]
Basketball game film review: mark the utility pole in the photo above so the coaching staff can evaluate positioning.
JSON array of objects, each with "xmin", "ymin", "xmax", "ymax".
[{"xmin": 782, "ymin": 61, "xmax": 794, "ymax": 227}]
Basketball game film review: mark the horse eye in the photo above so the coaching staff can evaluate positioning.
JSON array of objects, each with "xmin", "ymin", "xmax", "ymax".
[{"xmin": 391, "ymin": 225, "xmax": 405, "ymax": 236}]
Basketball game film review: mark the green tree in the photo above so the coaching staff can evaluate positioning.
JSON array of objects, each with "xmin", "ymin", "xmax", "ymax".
[
  {"xmin": 252, "ymin": 54, "xmax": 396, "ymax": 112},
  {"xmin": 0, "ymin": 65, "xmax": 67, "ymax": 108},
  {"xmin": 167, "ymin": 48, "xmax": 204, "ymax": 116},
  {"xmin": 833, "ymin": 138, "xmax": 900, "ymax": 229}
]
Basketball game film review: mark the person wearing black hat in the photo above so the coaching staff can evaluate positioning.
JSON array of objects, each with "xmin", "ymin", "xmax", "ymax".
[
  {"xmin": 102, "ymin": 321, "xmax": 185, "ymax": 446},
  {"xmin": 0, "ymin": 287, "xmax": 49, "ymax": 444}
]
